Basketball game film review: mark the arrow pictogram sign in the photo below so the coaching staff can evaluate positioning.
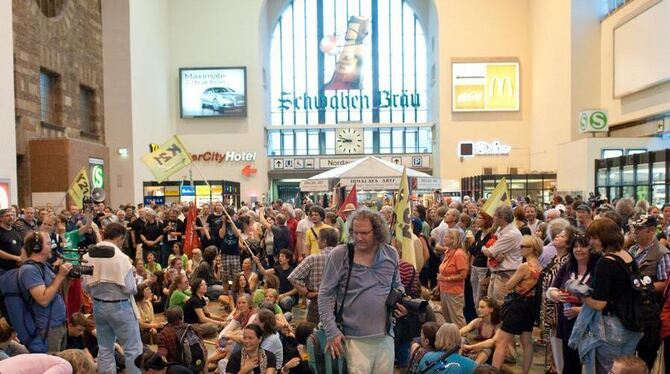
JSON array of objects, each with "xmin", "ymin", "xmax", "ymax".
[{"xmin": 242, "ymin": 164, "xmax": 257, "ymax": 177}]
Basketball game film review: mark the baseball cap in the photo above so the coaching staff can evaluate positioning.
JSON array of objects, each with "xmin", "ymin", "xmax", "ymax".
[
  {"xmin": 555, "ymin": 204, "xmax": 566, "ymax": 213},
  {"xmin": 575, "ymin": 204, "xmax": 592, "ymax": 213},
  {"xmin": 342, "ymin": 203, "xmax": 356, "ymax": 213},
  {"xmin": 632, "ymin": 214, "xmax": 659, "ymax": 228},
  {"xmin": 595, "ymin": 203, "xmax": 614, "ymax": 213},
  {"xmin": 412, "ymin": 217, "xmax": 422, "ymax": 234}
]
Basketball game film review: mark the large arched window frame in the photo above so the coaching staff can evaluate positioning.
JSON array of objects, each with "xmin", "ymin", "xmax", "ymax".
[{"xmin": 267, "ymin": 0, "xmax": 432, "ymax": 156}]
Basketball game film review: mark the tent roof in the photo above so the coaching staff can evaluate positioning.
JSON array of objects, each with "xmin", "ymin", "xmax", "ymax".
[{"xmin": 307, "ymin": 156, "xmax": 431, "ymax": 180}]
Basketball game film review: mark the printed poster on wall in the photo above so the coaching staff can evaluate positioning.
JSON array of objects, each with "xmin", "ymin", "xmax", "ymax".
[{"xmin": 452, "ymin": 62, "xmax": 519, "ymax": 112}]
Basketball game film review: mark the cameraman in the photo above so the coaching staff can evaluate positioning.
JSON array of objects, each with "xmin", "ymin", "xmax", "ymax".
[
  {"xmin": 20, "ymin": 231, "xmax": 71, "ymax": 352},
  {"xmin": 82, "ymin": 222, "xmax": 142, "ymax": 374},
  {"xmin": 318, "ymin": 208, "xmax": 407, "ymax": 374}
]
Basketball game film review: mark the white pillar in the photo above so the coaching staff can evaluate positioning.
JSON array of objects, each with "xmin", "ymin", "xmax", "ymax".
[{"xmin": 0, "ymin": 0, "xmax": 18, "ymax": 207}]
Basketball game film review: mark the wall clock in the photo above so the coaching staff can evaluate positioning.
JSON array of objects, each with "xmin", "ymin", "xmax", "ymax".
[{"xmin": 336, "ymin": 128, "xmax": 364, "ymax": 154}]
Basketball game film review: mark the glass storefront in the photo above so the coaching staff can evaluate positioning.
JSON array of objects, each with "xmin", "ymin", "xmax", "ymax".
[
  {"xmin": 142, "ymin": 180, "xmax": 241, "ymax": 208},
  {"xmin": 461, "ymin": 173, "xmax": 557, "ymax": 205},
  {"xmin": 594, "ymin": 149, "xmax": 669, "ymax": 206}
]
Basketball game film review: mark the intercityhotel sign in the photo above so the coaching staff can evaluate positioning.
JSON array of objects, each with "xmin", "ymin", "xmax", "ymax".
[
  {"xmin": 149, "ymin": 143, "xmax": 255, "ymax": 164},
  {"xmin": 191, "ymin": 151, "xmax": 256, "ymax": 163}
]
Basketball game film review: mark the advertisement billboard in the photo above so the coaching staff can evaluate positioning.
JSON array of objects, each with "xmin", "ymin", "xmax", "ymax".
[
  {"xmin": 452, "ymin": 62, "xmax": 519, "ymax": 112},
  {"xmin": 179, "ymin": 67, "xmax": 247, "ymax": 118}
]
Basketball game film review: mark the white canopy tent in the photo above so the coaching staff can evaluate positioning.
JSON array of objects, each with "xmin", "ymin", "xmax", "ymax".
[{"xmin": 299, "ymin": 156, "xmax": 439, "ymax": 192}]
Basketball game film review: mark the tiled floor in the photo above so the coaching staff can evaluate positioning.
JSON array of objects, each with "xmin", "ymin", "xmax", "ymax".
[{"xmin": 187, "ymin": 300, "xmax": 551, "ymax": 374}]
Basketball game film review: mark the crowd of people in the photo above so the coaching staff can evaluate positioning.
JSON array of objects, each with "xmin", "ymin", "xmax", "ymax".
[{"xmin": 0, "ymin": 194, "xmax": 668, "ymax": 373}]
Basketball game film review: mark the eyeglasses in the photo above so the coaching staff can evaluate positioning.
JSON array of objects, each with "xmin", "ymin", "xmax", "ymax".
[{"xmin": 353, "ymin": 230, "xmax": 373, "ymax": 236}]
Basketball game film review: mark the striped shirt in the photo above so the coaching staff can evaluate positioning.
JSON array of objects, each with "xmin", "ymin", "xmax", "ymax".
[
  {"xmin": 288, "ymin": 247, "xmax": 333, "ymax": 292},
  {"xmin": 399, "ymin": 260, "xmax": 420, "ymax": 297}
]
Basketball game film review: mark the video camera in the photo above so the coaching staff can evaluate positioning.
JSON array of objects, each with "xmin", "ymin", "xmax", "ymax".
[
  {"xmin": 385, "ymin": 288, "xmax": 428, "ymax": 314},
  {"xmin": 56, "ymin": 246, "xmax": 94, "ymax": 278}
]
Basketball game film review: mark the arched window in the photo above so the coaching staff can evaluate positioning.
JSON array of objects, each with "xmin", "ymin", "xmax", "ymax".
[
  {"xmin": 268, "ymin": 0, "xmax": 430, "ymax": 156},
  {"xmin": 34, "ymin": 0, "xmax": 66, "ymax": 18}
]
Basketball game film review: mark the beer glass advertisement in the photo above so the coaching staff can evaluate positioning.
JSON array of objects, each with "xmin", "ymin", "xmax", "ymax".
[
  {"xmin": 179, "ymin": 67, "xmax": 247, "ymax": 118},
  {"xmin": 452, "ymin": 62, "xmax": 519, "ymax": 112}
]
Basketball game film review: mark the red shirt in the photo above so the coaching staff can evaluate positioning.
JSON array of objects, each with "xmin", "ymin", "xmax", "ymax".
[
  {"xmin": 287, "ymin": 218, "xmax": 298, "ymax": 251},
  {"xmin": 661, "ymin": 279, "xmax": 670, "ymax": 338}
]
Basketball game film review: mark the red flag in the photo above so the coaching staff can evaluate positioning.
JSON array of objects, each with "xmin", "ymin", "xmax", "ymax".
[
  {"xmin": 337, "ymin": 184, "xmax": 358, "ymax": 220},
  {"xmin": 183, "ymin": 202, "xmax": 200, "ymax": 257}
]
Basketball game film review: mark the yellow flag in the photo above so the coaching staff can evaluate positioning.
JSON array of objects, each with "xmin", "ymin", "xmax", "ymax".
[
  {"xmin": 394, "ymin": 167, "xmax": 416, "ymax": 268},
  {"xmin": 68, "ymin": 166, "xmax": 91, "ymax": 209},
  {"xmin": 481, "ymin": 177, "xmax": 511, "ymax": 217},
  {"xmin": 141, "ymin": 135, "xmax": 192, "ymax": 183}
]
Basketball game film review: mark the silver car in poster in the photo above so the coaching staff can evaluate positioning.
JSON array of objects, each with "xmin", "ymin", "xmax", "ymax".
[{"xmin": 200, "ymin": 87, "xmax": 245, "ymax": 112}]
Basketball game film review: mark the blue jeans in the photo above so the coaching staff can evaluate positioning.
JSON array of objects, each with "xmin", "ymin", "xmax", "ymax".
[
  {"xmin": 93, "ymin": 299, "xmax": 143, "ymax": 374},
  {"xmin": 394, "ymin": 339, "xmax": 411, "ymax": 368},
  {"xmin": 279, "ymin": 295, "xmax": 297, "ymax": 313},
  {"xmin": 595, "ymin": 315, "xmax": 643, "ymax": 374}
]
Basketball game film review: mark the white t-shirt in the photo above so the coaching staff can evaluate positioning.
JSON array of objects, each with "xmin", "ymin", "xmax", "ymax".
[
  {"xmin": 430, "ymin": 220, "xmax": 448, "ymax": 244},
  {"xmin": 296, "ymin": 217, "xmax": 314, "ymax": 233}
]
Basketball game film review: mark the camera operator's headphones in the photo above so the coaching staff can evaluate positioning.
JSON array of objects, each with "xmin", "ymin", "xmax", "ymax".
[{"xmin": 31, "ymin": 231, "xmax": 44, "ymax": 253}]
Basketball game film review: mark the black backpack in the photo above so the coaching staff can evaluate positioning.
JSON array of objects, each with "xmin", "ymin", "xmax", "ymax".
[
  {"xmin": 610, "ymin": 255, "xmax": 660, "ymax": 332},
  {"xmin": 175, "ymin": 324, "xmax": 206, "ymax": 373}
]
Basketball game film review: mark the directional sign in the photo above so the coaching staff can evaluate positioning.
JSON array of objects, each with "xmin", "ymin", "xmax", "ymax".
[
  {"xmin": 304, "ymin": 159, "xmax": 314, "ymax": 169},
  {"xmin": 392, "ymin": 157, "xmax": 402, "ymax": 165},
  {"xmin": 241, "ymin": 164, "xmax": 257, "ymax": 177},
  {"xmin": 295, "ymin": 159, "xmax": 304, "ymax": 169},
  {"xmin": 412, "ymin": 156, "xmax": 422, "ymax": 167},
  {"xmin": 273, "ymin": 159, "xmax": 284, "ymax": 169},
  {"xmin": 284, "ymin": 159, "xmax": 294, "ymax": 169}
]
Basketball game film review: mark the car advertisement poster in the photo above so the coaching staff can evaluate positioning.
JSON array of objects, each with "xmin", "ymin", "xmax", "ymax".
[{"xmin": 180, "ymin": 67, "xmax": 247, "ymax": 118}]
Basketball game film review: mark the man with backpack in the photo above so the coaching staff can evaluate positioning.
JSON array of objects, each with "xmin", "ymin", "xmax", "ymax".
[
  {"xmin": 158, "ymin": 306, "xmax": 207, "ymax": 373},
  {"xmin": 629, "ymin": 214, "xmax": 669, "ymax": 369},
  {"xmin": 4, "ymin": 231, "xmax": 71, "ymax": 353}
]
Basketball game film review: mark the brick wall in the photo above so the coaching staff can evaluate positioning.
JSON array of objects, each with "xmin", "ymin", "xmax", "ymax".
[
  {"xmin": 29, "ymin": 138, "xmax": 110, "ymax": 208},
  {"xmin": 13, "ymin": 0, "xmax": 106, "ymax": 207}
]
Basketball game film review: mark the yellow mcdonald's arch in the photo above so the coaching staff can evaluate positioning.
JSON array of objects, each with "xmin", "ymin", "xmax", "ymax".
[{"xmin": 486, "ymin": 64, "xmax": 518, "ymax": 110}]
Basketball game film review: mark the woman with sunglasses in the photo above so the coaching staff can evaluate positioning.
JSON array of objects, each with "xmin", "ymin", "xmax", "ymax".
[{"xmin": 546, "ymin": 231, "xmax": 600, "ymax": 374}]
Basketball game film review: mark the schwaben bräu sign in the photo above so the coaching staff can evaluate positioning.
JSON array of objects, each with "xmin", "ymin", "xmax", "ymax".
[{"xmin": 277, "ymin": 90, "xmax": 421, "ymax": 111}]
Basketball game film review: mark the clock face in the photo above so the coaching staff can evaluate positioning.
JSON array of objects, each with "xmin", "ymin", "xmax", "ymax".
[{"xmin": 336, "ymin": 128, "xmax": 364, "ymax": 154}]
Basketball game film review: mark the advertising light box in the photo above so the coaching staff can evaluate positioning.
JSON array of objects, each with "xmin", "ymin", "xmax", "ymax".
[
  {"xmin": 179, "ymin": 67, "xmax": 247, "ymax": 118},
  {"xmin": 452, "ymin": 61, "xmax": 519, "ymax": 112}
]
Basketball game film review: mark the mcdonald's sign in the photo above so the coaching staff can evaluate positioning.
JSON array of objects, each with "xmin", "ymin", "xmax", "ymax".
[{"xmin": 452, "ymin": 61, "xmax": 519, "ymax": 112}]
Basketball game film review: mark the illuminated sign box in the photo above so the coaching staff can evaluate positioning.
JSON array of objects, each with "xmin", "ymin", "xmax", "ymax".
[
  {"xmin": 452, "ymin": 61, "xmax": 520, "ymax": 112},
  {"xmin": 180, "ymin": 185, "xmax": 195, "ymax": 196},
  {"xmin": 195, "ymin": 185, "xmax": 211, "ymax": 196},
  {"xmin": 179, "ymin": 67, "xmax": 247, "ymax": 118}
]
